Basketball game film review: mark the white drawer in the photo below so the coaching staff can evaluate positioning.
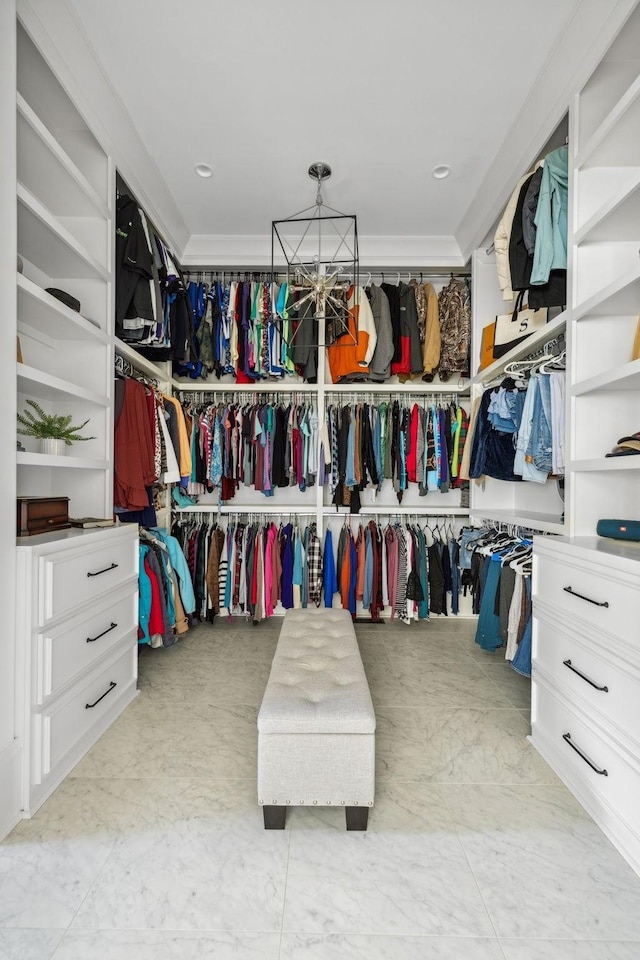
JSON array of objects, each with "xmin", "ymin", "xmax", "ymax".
[
  {"xmin": 534, "ymin": 615, "xmax": 640, "ymax": 750},
  {"xmin": 34, "ymin": 642, "xmax": 137, "ymax": 783},
  {"xmin": 35, "ymin": 584, "xmax": 137, "ymax": 704},
  {"xmin": 534, "ymin": 552, "xmax": 639, "ymax": 641},
  {"xmin": 533, "ymin": 677, "xmax": 640, "ymax": 836},
  {"xmin": 39, "ymin": 532, "xmax": 137, "ymax": 625}
]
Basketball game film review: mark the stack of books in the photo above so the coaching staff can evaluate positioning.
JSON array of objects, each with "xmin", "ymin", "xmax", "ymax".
[{"xmin": 69, "ymin": 517, "xmax": 116, "ymax": 529}]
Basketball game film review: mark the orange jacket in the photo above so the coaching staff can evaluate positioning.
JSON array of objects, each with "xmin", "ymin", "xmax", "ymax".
[{"xmin": 327, "ymin": 285, "xmax": 376, "ymax": 382}]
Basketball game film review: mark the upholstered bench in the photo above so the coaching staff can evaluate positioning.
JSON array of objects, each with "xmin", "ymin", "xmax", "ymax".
[{"xmin": 257, "ymin": 607, "xmax": 376, "ymax": 830}]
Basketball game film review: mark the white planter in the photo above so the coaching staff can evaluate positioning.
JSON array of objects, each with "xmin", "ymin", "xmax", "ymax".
[{"xmin": 40, "ymin": 438, "xmax": 67, "ymax": 456}]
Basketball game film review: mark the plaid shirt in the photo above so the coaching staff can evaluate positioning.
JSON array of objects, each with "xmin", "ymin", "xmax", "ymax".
[{"xmin": 306, "ymin": 523, "xmax": 323, "ymax": 607}]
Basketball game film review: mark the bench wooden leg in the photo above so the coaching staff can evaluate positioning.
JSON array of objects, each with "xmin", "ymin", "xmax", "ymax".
[
  {"xmin": 263, "ymin": 805, "xmax": 286, "ymax": 829},
  {"xmin": 346, "ymin": 806, "xmax": 369, "ymax": 831}
]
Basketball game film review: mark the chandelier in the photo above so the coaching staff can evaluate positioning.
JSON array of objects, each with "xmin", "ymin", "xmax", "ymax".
[{"xmin": 271, "ymin": 163, "xmax": 358, "ymax": 345}]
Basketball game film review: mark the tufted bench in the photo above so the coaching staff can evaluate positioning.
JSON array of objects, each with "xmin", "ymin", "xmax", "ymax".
[{"xmin": 257, "ymin": 607, "xmax": 376, "ymax": 830}]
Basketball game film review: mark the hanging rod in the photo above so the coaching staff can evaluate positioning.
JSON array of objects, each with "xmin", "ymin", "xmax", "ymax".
[
  {"xmin": 175, "ymin": 380, "xmax": 316, "ymax": 394},
  {"xmin": 177, "ymin": 390, "xmax": 317, "ymax": 404},
  {"xmin": 327, "ymin": 507, "xmax": 468, "ymax": 517},
  {"xmin": 181, "ymin": 269, "xmax": 471, "ymax": 282},
  {"xmin": 324, "ymin": 390, "xmax": 460, "ymax": 405},
  {"xmin": 114, "ymin": 352, "xmax": 158, "ymax": 387}
]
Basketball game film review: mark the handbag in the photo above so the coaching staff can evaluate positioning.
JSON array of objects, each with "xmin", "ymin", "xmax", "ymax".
[
  {"xmin": 492, "ymin": 291, "xmax": 548, "ymax": 360},
  {"xmin": 478, "ymin": 321, "xmax": 496, "ymax": 371}
]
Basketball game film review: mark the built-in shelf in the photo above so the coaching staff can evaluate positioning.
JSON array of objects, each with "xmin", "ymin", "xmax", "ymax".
[
  {"xmin": 17, "ymin": 452, "xmax": 109, "ymax": 470},
  {"xmin": 173, "ymin": 378, "xmax": 316, "ymax": 394},
  {"xmin": 173, "ymin": 378, "xmax": 471, "ymax": 396},
  {"xmin": 573, "ymin": 264, "xmax": 640, "ymax": 320},
  {"xmin": 17, "ymin": 274, "xmax": 103, "ymax": 340},
  {"xmin": 576, "ymin": 73, "xmax": 640, "ymax": 169},
  {"xmin": 325, "ymin": 505, "xmax": 469, "ymax": 516},
  {"xmin": 574, "ymin": 170, "xmax": 640, "ymax": 243},
  {"xmin": 571, "ymin": 457, "xmax": 640, "ymax": 472},
  {"xmin": 324, "ymin": 380, "xmax": 470, "ymax": 395},
  {"xmin": 17, "ymin": 183, "xmax": 109, "ymax": 282},
  {"xmin": 572, "ymin": 358, "xmax": 640, "ymax": 396},
  {"xmin": 471, "ymin": 311, "xmax": 567, "ymax": 385},
  {"xmin": 17, "ymin": 363, "xmax": 107, "ymax": 406},
  {"xmin": 468, "ymin": 508, "xmax": 565, "ymax": 535},
  {"xmin": 114, "ymin": 338, "xmax": 170, "ymax": 383},
  {"xmin": 17, "ymin": 94, "xmax": 109, "ymax": 221}
]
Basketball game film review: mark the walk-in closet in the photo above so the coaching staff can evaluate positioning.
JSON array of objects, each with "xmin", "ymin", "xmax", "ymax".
[{"xmin": 2, "ymin": 2, "xmax": 640, "ymax": 958}]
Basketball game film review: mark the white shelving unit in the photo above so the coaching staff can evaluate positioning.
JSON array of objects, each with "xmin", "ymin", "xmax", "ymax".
[
  {"xmin": 569, "ymin": 0, "xmax": 640, "ymax": 539},
  {"xmin": 15, "ymin": 22, "xmax": 114, "ymax": 522},
  {"xmin": 8, "ymin": 14, "xmax": 139, "ymax": 827},
  {"xmin": 531, "ymin": 3, "xmax": 640, "ymax": 882}
]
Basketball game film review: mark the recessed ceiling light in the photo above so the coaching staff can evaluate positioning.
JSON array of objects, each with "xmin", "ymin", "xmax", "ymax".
[
  {"xmin": 432, "ymin": 164, "xmax": 451, "ymax": 180},
  {"xmin": 195, "ymin": 163, "xmax": 213, "ymax": 179}
]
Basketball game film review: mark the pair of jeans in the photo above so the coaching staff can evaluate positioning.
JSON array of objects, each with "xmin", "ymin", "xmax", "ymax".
[
  {"xmin": 529, "ymin": 374, "xmax": 553, "ymax": 474},
  {"xmin": 475, "ymin": 556, "xmax": 503, "ymax": 651},
  {"xmin": 459, "ymin": 527, "xmax": 488, "ymax": 570}
]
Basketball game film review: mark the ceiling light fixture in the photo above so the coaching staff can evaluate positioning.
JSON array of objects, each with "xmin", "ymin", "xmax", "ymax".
[
  {"xmin": 432, "ymin": 164, "xmax": 451, "ymax": 180},
  {"xmin": 194, "ymin": 163, "xmax": 213, "ymax": 179},
  {"xmin": 272, "ymin": 162, "xmax": 358, "ymax": 348}
]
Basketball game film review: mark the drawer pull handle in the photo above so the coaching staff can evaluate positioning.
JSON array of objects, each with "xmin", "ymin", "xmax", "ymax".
[
  {"xmin": 563, "ymin": 659, "xmax": 608, "ymax": 692},
  {"xmin": 85, "ymin": 680, "xmax": 117, "ymax": 709},
  {"xmin": 87, "ymin": 562, "xmax": 119, "ymax": 578},
  {"xmin": 86, "ymin": 622, "xmax": 117, "ymax": 644},
  {"xmin": 563, "ymin": 586, "xmax": 609, "ymax": 608},
  {"xmin": 562, "ymin": 732, "xmax": 608, "ymax": 776}
]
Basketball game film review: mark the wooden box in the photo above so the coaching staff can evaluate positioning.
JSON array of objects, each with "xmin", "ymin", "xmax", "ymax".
[{"xmin": 17, "ymin": 496, "xmax": 71, "ymax": 537}]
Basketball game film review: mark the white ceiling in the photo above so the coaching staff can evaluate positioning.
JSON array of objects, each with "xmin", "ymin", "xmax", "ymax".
[{"xmin": 53, "ymin": 0, "xmax": 601, "ymax": 263}]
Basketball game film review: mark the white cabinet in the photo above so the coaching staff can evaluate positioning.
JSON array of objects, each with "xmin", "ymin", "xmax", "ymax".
[
  {"xmin": 16, "ymin": 22, "xmax": 114, "ymax": 522},
  {"xmin": 16, "ymin": 525, "xmax": 138, "ymax": 817},
  {"xmin": 532, "ymin": 535, "xmax": 640, "ymax": 875}
]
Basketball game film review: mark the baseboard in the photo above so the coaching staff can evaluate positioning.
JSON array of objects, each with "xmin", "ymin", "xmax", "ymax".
[{"xmin": 0, "ymin": 738, "xmax": 23, "ymax": 841}]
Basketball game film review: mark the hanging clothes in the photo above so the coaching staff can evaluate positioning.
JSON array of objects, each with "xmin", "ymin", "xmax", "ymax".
[
  {"xmin": 328, "ymin": 518, "xmax": 463, "ymax": 622},
  {"xmin": 323, "ymin": 398, "xmax": 469, "ymax": 509},
  {"xmin": 114, "ymin": 377, "xmax": 159, "ymax": 520},
  {"xmin": 437, "ymin": 277, "xmax": 471, "ymax": 381},
  {"xmin": 179, "ymin": 396, "xmax": 318, "ymax": 501}
]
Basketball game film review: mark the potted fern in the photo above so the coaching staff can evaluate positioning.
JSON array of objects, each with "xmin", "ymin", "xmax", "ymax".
[{"xmin": 17, "ymin": 398, "xmax": 95, "ymax": 456}]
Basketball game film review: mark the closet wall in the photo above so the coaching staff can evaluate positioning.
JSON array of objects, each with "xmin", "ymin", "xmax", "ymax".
[
  {"xmin": 468, "ymin": 119, "xmax": 570, "ymax": 536},
  {"xmin": 0, "ymin": 0, "xmax": 20, "ymax": 841},
  {"xmin": 169, "ymin": 269, "xmax": 474, "ymax": 617}
]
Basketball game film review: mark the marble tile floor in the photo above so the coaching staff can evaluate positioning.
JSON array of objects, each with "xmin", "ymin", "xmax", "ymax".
[{"xmin": 2, "ymin": 617, "xmax": 640, "ymax": 959}]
